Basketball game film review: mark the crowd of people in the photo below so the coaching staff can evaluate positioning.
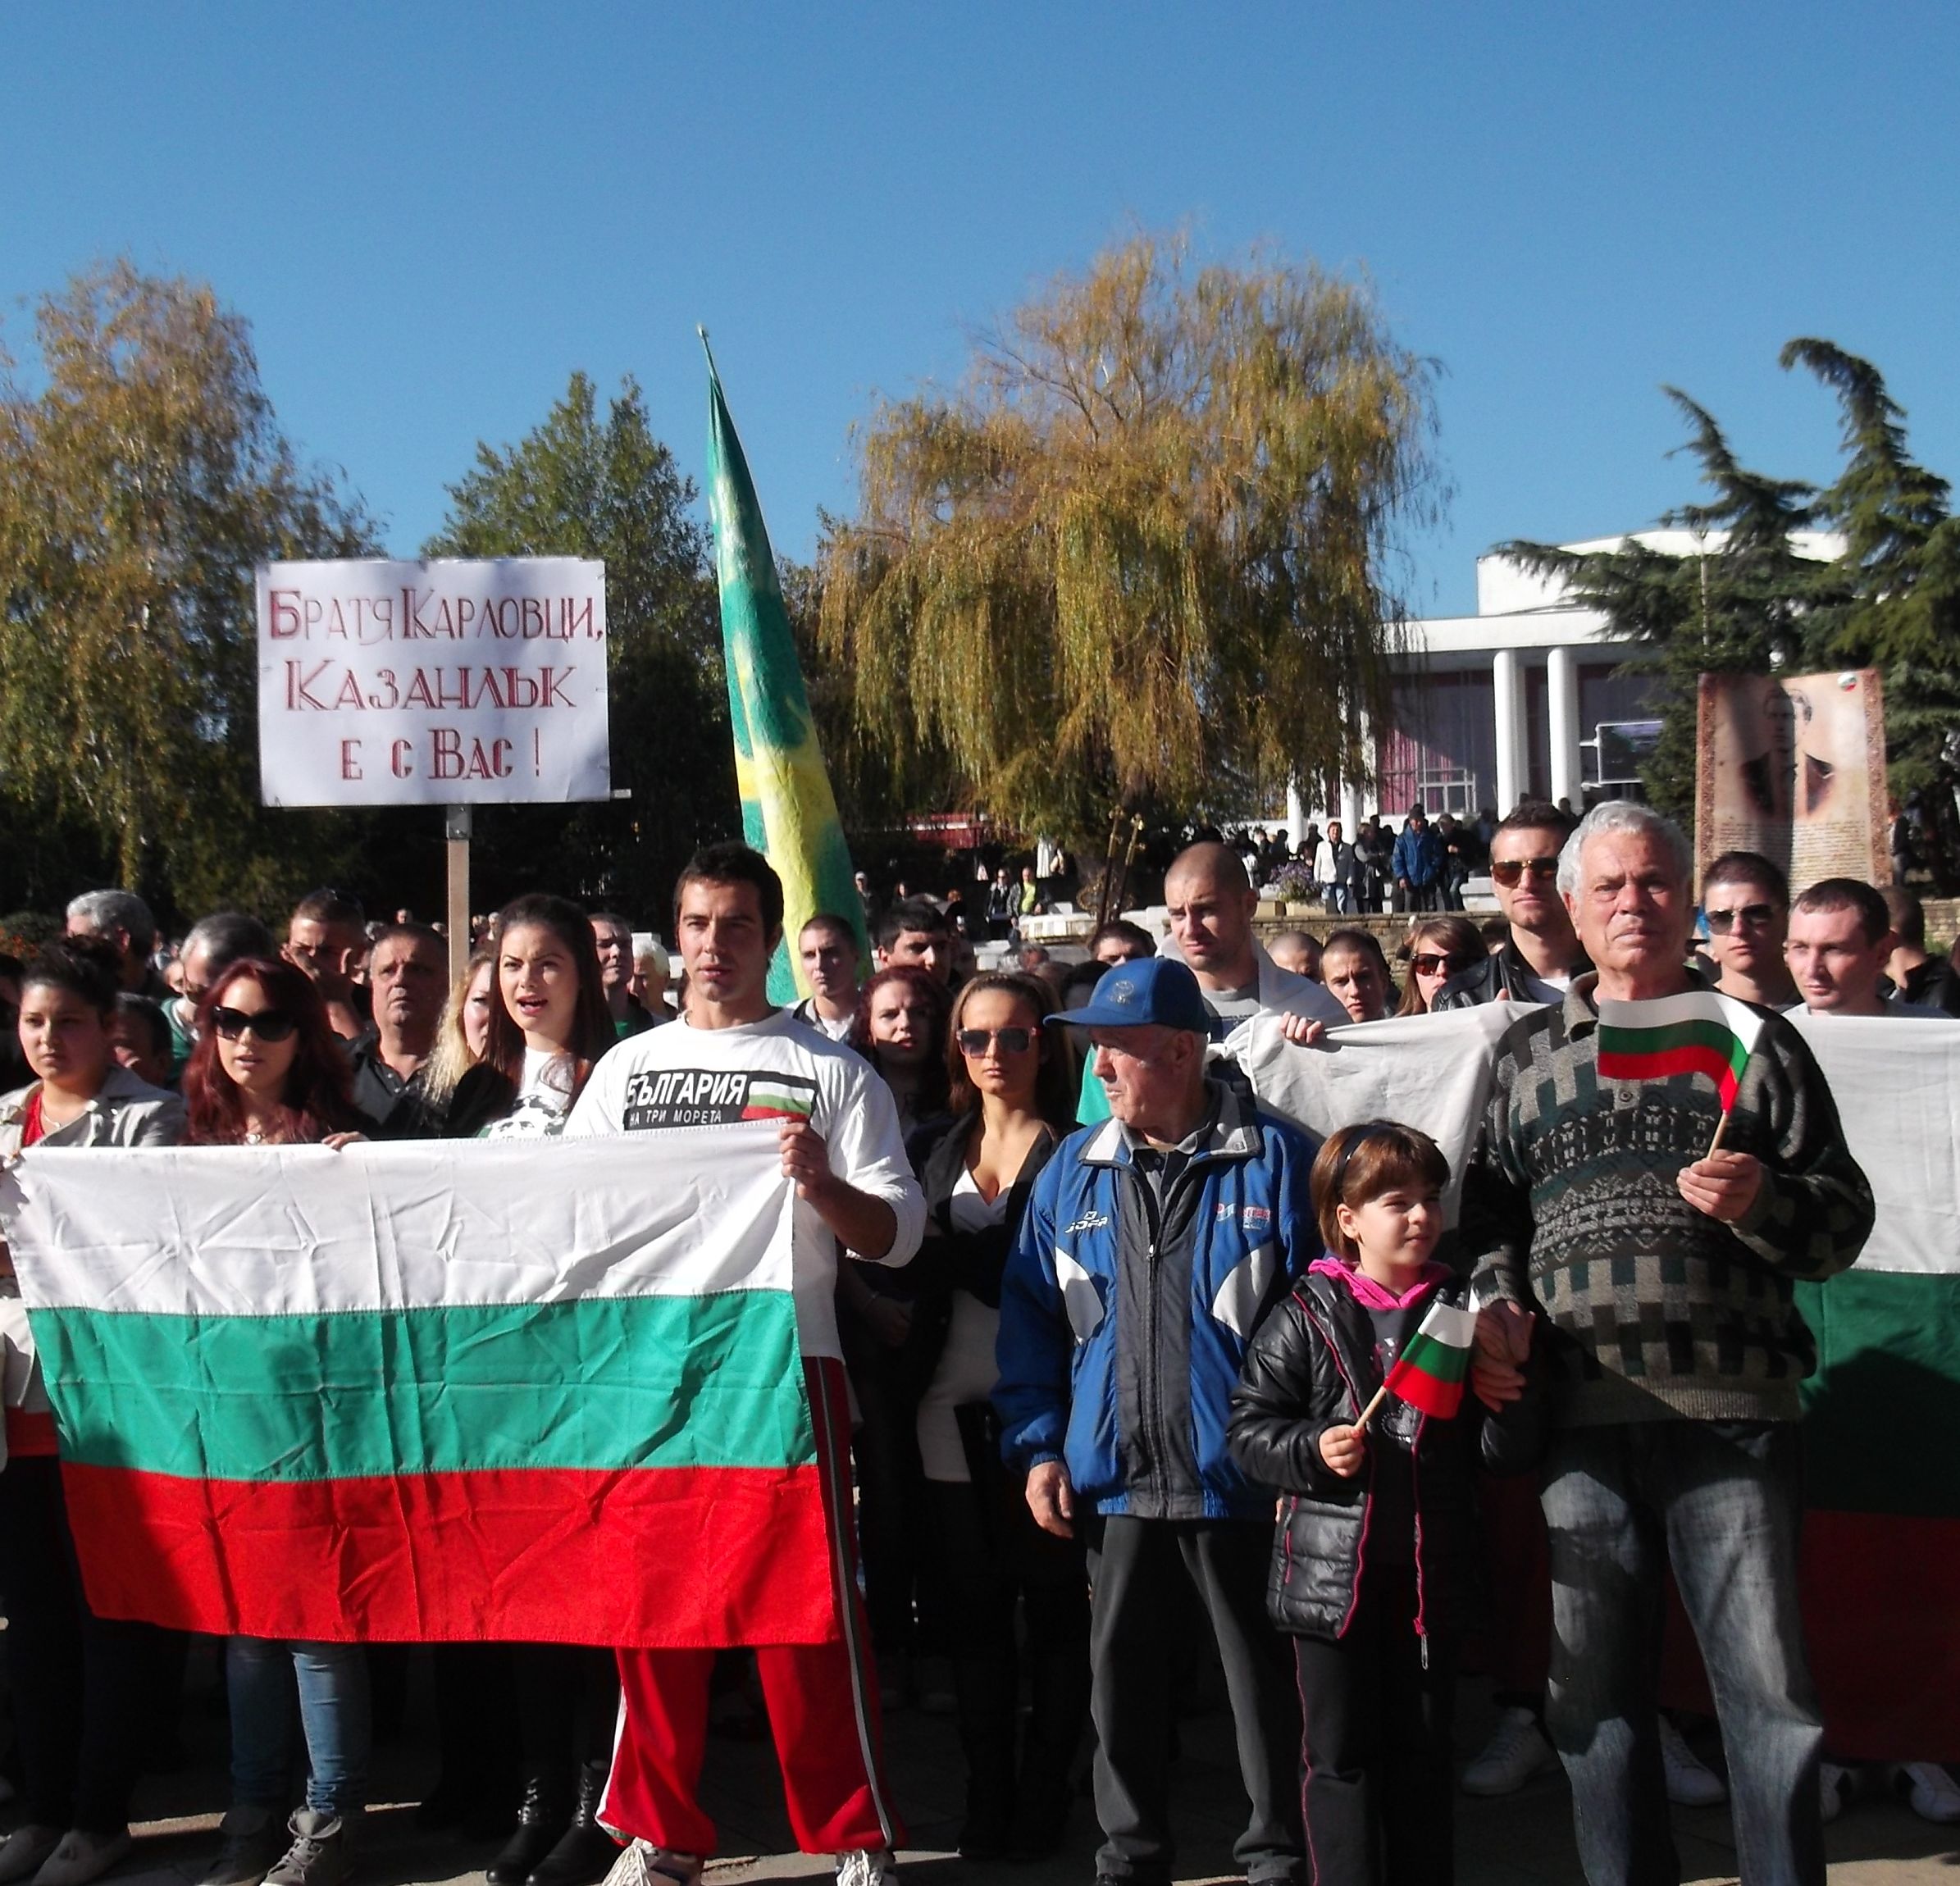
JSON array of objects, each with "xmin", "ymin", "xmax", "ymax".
[{"xmin": 0, "ymin": 796, "xmax": 1953, "ymax": 1886}]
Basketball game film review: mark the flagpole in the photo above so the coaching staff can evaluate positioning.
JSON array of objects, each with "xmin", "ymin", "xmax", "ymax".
[
  {"xmin": 1706, "ymin": 1109, "xmax": 1731, "ymax": 1157},
  {"xmin": 1354, "ymin": 1383, "xmax": 1390, "ymax": 1428}
]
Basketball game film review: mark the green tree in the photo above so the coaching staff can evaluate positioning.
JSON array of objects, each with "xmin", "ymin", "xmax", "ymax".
[
  {"xmin": 0, "ymin": 261, "xmax": 377, "ymax": 917},
  {"xmin": 425, "ymin": 372, "xmax": 736, "ymax": 919},
  {"xmin": 818, "ymin": 233, "xmax": 1444, "ymax": 842}
]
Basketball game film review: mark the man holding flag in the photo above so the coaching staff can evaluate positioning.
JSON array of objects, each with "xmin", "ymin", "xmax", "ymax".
[{"xmin": 1461, "ymin": 800, "xmax": 1873, "ymax": 1886}]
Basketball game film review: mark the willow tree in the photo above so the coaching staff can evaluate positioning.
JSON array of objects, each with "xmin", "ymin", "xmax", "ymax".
[{"xmin": 818, "ymin": 235, "xmax": 1443, "ymax": 839}]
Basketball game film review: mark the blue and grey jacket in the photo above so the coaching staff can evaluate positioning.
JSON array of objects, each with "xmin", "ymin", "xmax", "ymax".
[{"xmin": 995, "ymin": 1081, "xmax": 1319, "ymax": 1521}]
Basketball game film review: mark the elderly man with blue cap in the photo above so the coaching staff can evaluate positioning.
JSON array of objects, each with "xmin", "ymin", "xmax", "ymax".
[{"xmin": 996, "ymin": 958, "xmax": 1316, "ymax": 1886}]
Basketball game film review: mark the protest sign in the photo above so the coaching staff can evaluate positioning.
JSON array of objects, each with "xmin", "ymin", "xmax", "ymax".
[
  {"xmin": 255, "ymin": 558, "xmax": 610, "ymax": 807},
  {"xmin": 0, "ymin": 1134, "xmax": 836, "ymax": 1648}
]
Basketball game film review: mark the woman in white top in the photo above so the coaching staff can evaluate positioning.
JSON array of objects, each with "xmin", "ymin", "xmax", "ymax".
[{"xmin": 906, "ymin": 973, "xmax": 1088, "ymax": 1863}]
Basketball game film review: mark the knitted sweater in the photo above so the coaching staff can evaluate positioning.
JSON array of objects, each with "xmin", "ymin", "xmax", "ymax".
[{"xmin": 1461, "ymin": 975, "xmax": 1873, "ymax": 1426}]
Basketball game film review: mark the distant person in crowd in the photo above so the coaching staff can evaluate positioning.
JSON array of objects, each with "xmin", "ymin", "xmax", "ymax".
[
  {"xmin": 347, "ymin": 923, "xmax": 449, "ymax": 1136},
  {"xmin": 629, "ymin": 941, "xmax": 672, "ymax": 1020},
  {"xmin": 182, "ymin": 957, "xmax": 370, "ymax": 1886},
  {"xmin": 855, "ymin": 868, "xmax": 879, "ymax": 930},
  {"xmin": 1882, "ymin": 886, "xmax": 1960, "ymax": 1015},
  {"xmin": 1162, "ymin": 841, "xmax": 1344, "ymax": 1041},
  {"xmin": 1352, "ymin": 818, "xmax": 1392, "ymax": 914},
  {"xmin": 1089, "ymin": 920, "xmax": 1157, "ymax": 967},
  {"xmin": 167, "ymin": 913, "xmax": 276, "ymax": 1072},
  {"xmin": 1266, "ymin": 931, "xmax": 1323, "ymax": 982},
  {"xmin": 566, "ymin": 841, "xmax": 923, "ymax": 1886},
  {"xmin": 1017, "ymin": 944, "xmax": 1051, "ymax": 977},
  {"xmin": 1312, "ymin": 821, "xmax": 1357, "ymax": 914},
  {"xmin": 1437, "ymin": 804, "xmax": 1589, "ymax": 1011},
  {"xmin": 1700, "ymin": 852, "xmax": 1799, "ymax": 1011},
  {"xmin": 875, "ymin": 900, "xmax": 956, "ymax": 988},
  {"xmin": 393, "ymin": 909, "xmax": 413, "ymax": 926},
  {"xmin": 1318, "ymin": 929, "xmax": 1395, "ymax": 1025},
  {"xmin": 0, "ymin": 940, "xmax": 184, "ymax": 1886},
  {"xmin": 1230, "ymin": 1123, "xmax": 1544, "ymax": 1885},
  {"xmin": 1391, "ymin": 808, "xmax": 1446, "ymax": 913},
  {"xmin": 1397, "ymin": 914, "xmax": 1484, "ymax": 1016},
  {"xmin": 907, "ymin": 973, "xmax": 1086, "ymax": 1861},
  {"xmin": 63, "ymin": 890, "xmax": 167, "ymax": 998},
  {"xmin": 1462, "ymin": 800, "xmax": 1874, "ymax": 1886},
  {"xmin": 590, "ymin": 913, "xmax": 657, "ymax": 1040},
  {"xmin": 1016, "ymin": 866, "xmax": 1043, "ymax": 922},
  {"xmin": 415, "ymin": 950, "xmax": 495, "ymax": 1128},
  {"xmin": 794, "ymin": 914, "xmax": 862, "ymax": 1041},
  {"xmin": 283, "ymin": 890, "xmax": 371, "ymax": 1043},
  {"xmin": 1787, "ymin": 879, "xmax": 1950, "ymax": 1021},
  {"xmin": 849, "ymin": 966, "xmax": 952, "ymax": 1136},
  {"xmin": 996, "ymin": 958, "xmax": 1314, "ymax": 1886},
  {"xmin": 108, "ymin": 993, "xmax": 174, "ymax": 1090}
]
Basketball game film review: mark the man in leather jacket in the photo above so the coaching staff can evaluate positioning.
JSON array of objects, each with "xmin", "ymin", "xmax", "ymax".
[{"xmin": 1435, "ymin": 803, "xmax": 1588, "ymax": 1010}]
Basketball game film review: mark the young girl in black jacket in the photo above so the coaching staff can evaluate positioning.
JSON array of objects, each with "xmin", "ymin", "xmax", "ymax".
[{"xmin": 1228, "ymin": 1122, "xmax": 1543, "ymax": 1885}]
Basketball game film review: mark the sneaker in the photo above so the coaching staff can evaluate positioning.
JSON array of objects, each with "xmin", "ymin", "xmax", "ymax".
[
  {"xmin": 1893, "ymin": 1761, "xmax": 1960, "ymax": 1824},
  {"xmin": 1657, "ymin": 1716, "xmax": 1727, "ymax": 1807},
  {"xmin": 599, "ymin": 1844, "xmax": 701, "ymax": 1886},
  {"xmin": 31, "ymin": 1831, "xmax": 132, "ymax": 1886},
  {"xmin": 263, "ymin": 1812, "xmax": 348, "ymax": 1886},
  {"xmin": 834, "ymin": 1852, "xmax": 897, "ymax": 1886},
  {"xmin": 199, "ymin": 1806, "xmax": 289, "ymax": 1886},
  {"xmin": 1821, "ymin": 1761, "xmax": 1857, "ymax": 1824},
  {"xmin": 1461, "ymin": 1706, "xmax": 1559, "ymax": 1796},
  {"xmin": 0, "ymin": 1831, "xmax": 61, "ymax": 1886}
]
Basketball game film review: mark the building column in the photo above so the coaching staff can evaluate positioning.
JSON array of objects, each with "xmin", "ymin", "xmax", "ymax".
[
  {"xmin": 1492, "ymin": 648, "xmax": 1527, "ymax": 818},
  {"xmin": 1285, "ymin": 779, "xmax": 1306, "ymax": 851},
  {"xmin": 1547, "ymin": 644, "xmax": 1583, "ymax": 813}
]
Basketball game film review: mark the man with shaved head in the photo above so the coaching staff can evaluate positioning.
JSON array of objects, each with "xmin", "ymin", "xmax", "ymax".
[{"xmin": 1163, "ymin": 841, "xmax": 1344, "ymax": 1047}]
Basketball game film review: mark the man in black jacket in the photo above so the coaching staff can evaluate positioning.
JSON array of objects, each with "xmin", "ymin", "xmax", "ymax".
[{"xmin": 1435, "ymin": 804, "xmax": 1587, "ymax": 1010}]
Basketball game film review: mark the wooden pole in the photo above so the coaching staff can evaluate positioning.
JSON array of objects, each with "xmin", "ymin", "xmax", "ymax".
[
  {"xmin": 1354, "ymin": 1381, "xmax": 1390, "ymax": 1428},
  {"xmin": 444, "ymin": 804, "xmax": 472, "ymax": 983},
  {"xmin": 1705, "ymin": 1107, "xmax": 1732, "ymax": 1158}
]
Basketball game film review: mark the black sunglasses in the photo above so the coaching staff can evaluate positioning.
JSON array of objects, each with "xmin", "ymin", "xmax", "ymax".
[
  {"xmin": 1704, "ymin": 903, "xmax": 1780, "ymax": 935},
  {"xmin": 1408, "ymin": 952, "xmax": 1470, "ymax": 977},
  {"xmin": 211, "ymin": 1007, "xmax": 298, "ymax": 1044},
  {"xmin": 957, "ymin": 1026, "xmax": 1037, "ymax": 1056},
  {"xmin": 1490, "ymin": 857, "xmax": 1561, "ymax": 887}
]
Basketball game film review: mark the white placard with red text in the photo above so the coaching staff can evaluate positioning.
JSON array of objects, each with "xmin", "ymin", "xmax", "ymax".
[{"xmin": 255, "ymin": 559, "xmax": 611, "ymax": 806}]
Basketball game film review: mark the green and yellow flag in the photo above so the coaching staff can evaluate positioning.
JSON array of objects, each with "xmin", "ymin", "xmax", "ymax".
[{"xmin": 701, "ymin": 334, "xmax": 867, "ymax": 1002}]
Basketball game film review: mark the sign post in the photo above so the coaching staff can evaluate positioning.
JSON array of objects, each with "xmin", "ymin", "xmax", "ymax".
[{"xmin": 444, "ymin": 804, "xmax": 473, "ymax": 982}]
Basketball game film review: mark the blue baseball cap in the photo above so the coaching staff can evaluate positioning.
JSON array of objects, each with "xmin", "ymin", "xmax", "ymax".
[{"xmin": 1050, "ymin": 957, "xmax": 1210, "ymax": 1034}]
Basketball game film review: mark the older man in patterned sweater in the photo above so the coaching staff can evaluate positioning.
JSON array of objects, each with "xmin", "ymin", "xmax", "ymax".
[{"xmin": 1461, "ymin": 801, "xmax": 1872, "ymax": 1886}]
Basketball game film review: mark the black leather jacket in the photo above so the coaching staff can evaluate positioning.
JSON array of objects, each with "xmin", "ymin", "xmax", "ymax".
[
  {"xmin": 1434, "ymin": 938, "xmax": 1591, "ymax": 1010},
  {"xmin": 1228, "ymin": 1266, "xmax": 1543, "ymax": 1642}
]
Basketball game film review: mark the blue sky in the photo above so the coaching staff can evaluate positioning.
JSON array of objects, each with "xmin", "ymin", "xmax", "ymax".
[{"xmin": 5, "ymin": 4, "xmax": 1956, "ymax": 616}]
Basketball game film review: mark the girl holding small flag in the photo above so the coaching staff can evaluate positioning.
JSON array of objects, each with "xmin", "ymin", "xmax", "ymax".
[{"xmin": 1228, "ymin": 1122, "xmax": 1543, "ymax": 1885}]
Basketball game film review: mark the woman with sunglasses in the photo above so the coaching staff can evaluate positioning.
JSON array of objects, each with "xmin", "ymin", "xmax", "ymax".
[
  {"xmin": 1396, "ymin": 914, "xmax": 1486, "ymax": 1016},
  {"xmin": 180, "ymin": 959, "xmax": 369, "ymax": 1886},
  {"xmin": 435, "ymin": 899, "xmax": 624, "ymax": 1886},
  {"xmin": 908, "ymin": 973, "xmax": 1089, "ymax": 1861},
  {"xmin": 0, "ymin": 941, "xmax": 185, "ymax": 1886}
]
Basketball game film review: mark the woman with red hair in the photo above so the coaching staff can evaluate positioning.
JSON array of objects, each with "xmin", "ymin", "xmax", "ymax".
[{"xmin": 183, "ymin": 959, "xmax": 367, "ymax": 1886}]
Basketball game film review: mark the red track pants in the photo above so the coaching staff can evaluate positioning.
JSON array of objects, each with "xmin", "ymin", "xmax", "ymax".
[{"xmin": 600, "ymin": 1357, "xmax": 905, "ymax": 1857}]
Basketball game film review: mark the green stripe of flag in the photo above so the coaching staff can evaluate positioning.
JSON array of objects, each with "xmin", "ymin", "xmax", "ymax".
[
  {"xmin": 1396, "ymin": 1326, "xmax": 1471, "ymax": 1383},
  {"xmin": 30, "ymin": 1291, "xmax": 809, "ymax": 1483}
]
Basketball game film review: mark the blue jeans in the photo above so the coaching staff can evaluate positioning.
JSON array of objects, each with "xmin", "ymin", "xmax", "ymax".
[
  {"xmin": 226, "ymin": 1638, "xmax": 371, "ymax": 1819},
  {"xmin": 1540, "ymin": 1421, "xmax": 1824, "ymax": 1886}
]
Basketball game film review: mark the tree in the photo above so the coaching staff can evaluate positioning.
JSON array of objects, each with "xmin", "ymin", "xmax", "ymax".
[
  {"xmin": 1504, "ymin": 342, "xmax": 1960, "ymax": 884},
  {"xmin": 425, "ymin": 373, "xmax": 736, "ymax": 918},
  {"xmin": 0, "ymin": 262, "xmax": 377, "ymax": 917},
  {"xmin": 817, "ymin": 233, "xmax": 1444, "ymax": 841}
]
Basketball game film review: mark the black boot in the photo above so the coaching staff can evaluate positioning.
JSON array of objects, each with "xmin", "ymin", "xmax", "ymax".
[
  {"xmin": 486, "ymin": 1774, "xmax": 568, "ymax": 1886},
  {"xmin": 526, "ymin": 1761, "xmax": 622, "ymax": 1886}
]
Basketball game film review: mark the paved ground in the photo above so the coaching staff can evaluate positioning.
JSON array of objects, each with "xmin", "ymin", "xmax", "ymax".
[{"xmin": 10, "ymin": 1645, "xmax": 1957, "ymax": 1886}]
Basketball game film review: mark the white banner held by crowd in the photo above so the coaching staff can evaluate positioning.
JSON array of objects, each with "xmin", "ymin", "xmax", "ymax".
[{"xmin": 255, "ymin": 558, "xmax": 611, "ymax": 807}]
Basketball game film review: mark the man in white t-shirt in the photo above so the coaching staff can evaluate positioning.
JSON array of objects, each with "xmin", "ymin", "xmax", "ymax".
[{"xmin": 567, "ymin": 844, "xmax": 925, "ymax": 1886}]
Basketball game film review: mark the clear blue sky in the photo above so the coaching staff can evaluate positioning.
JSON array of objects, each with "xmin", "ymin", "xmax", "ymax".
[{"xmin": 6, "ymin": 3, "xmax": 1957, "ymax": 616}]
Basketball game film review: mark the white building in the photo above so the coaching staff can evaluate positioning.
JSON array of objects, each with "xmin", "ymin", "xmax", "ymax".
[{"xmin": 1297, "ymin": 530, "xmax": 1842, "ymax": 835}]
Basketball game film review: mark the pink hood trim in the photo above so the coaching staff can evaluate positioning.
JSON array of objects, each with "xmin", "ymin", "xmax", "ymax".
[{"xmin": 1308, "ymin": 1250, "xmax": 1452, "ymax": 1312}]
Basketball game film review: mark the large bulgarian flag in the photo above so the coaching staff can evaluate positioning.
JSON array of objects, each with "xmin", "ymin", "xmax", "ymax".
[
  {"xmin": 702, "ymin": 333, "xmax": 868, "ymax": 1004},
  {"xmin": 0, "ymin": 1135, "xmax": 838, "ymax": 1647},
  {"xmin": 1595, "ymin": 987, "xmax": 1765, "ymax": 1113}
]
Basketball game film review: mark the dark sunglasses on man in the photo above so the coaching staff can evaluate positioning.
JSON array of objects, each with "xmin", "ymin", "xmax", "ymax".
[
  {"xmin": 1489, "ymin": 857, "xmax": 1560, "ymax": 888},
  {"xmin": 956, "ymin": 1025, "xmax": 1037, "ymax": 1056},
  {"xmin": 1703, "ymin": 902, "xmax": 1780, "ymax": 935},
  {"xmin": 210, "ymin": 1006, "xmax": 299, "ymax": 1044}
]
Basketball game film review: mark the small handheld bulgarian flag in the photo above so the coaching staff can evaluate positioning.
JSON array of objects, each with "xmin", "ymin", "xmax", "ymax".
[
  {"xmin": 1358, "ymin": 1297, "xmax": 1480, "ymax": 1424},
  {"xmin": 1595, "ymin": 990, "xmax": 1765, "ymax": 1148}
]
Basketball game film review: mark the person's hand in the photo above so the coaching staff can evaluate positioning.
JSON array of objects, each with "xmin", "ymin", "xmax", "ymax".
[
  {"xmin": 1678, "ymin": 1150, "xmax": 1764, "ymax": 1223},
  {"xmin": 1318, "ymin": 1423, "xmax": 1365, "ymax": 1478},
  {"xmin": 779, "ymin": 1119, "xmax": 836, "ymax": 1204},
  {"xmin": 1279, "ymin": 1014, "xmax": 1328, "ymax": 1047},
  {"xmin": 1472, "ymin": 1301, "xmax": 1531, "ymax": 1410},
  {"xmin": 1026, "ymin": 1460, "xmax": 1076, "ymax": 1538},
  {"xmin": 321, "ymin": 1132, "xmax": 367, "ymax": 1150},
  {"xmin": 860, "ymin": 1296, "xmax": 912, "ymax": 1349}
]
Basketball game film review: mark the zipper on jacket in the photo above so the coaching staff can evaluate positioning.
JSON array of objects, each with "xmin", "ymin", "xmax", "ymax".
[{"xmin": 1412, "ymin": 1409, "xmax": 1429, "ymax": 1662}]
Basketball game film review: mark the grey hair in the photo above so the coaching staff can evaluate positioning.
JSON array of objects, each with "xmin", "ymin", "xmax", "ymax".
[
  {"xmin": 1557, "ymin": 801, "xmax": 1693, "ymax": 898},
  {"xmin": 182, "ymin": 910, "xmax": 276, "ymax": 968},
  {"xmin": 66, "ymin": 889, "xmax": 157, "ymax": 951}
]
